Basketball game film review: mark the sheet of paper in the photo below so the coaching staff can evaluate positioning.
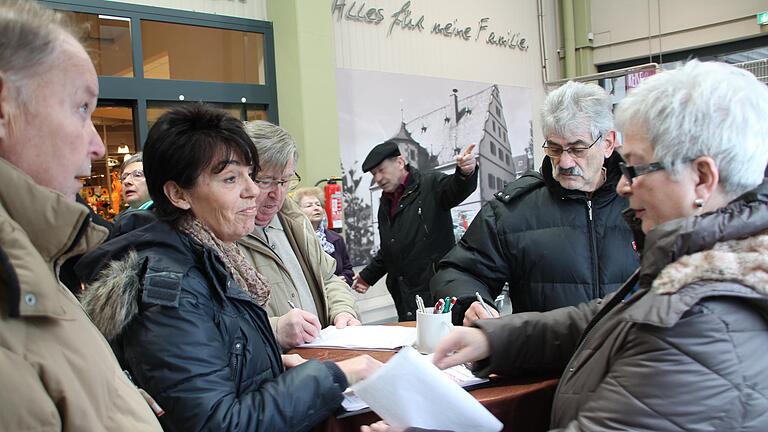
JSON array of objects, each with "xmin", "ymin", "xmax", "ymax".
[
  {"xmin": 341, "ymin": 389, "xmax": 369, "ymax": 412},
  {"xmin": 426, "ymin": 353, "xmax": 490, "ymax": 388},
  {"xmin": 298, "ymin": 325, "xmax": 416, "ymax": 350},
  {"xmin": 341, "ymin": 356, "xmax": 489, "ymax": 412},
  {"xmin": 350, "ymin": 346, "xmax": 503, "ymax": 431}
]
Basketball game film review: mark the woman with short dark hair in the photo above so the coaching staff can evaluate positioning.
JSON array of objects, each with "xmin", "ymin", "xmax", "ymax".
[{"xmin": 77, "ymin": 104, "xmax": 380, "ymax": 431}]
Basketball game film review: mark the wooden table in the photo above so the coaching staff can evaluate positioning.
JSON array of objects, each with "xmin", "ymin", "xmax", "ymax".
[{"xmin": 290, "ymin": 323, "xmax": 557, "ymax": 432}]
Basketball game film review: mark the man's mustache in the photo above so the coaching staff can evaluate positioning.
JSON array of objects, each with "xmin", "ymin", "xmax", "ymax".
[{"xmin": 556, "ymin": 166, "xmax": 583, "ymax": 177}]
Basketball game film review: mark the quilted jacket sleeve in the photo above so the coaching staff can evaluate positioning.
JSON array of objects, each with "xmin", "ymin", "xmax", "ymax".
[
  {"xmin": 473, "ymin": 298, "xmax": 601, "ymax": 377},
  {"xmin": 122, "ymin": 270, "xmax": 346, "ymax": 432},
  {"xmin": 431, "ymin": 199, "xmax": 509, "ymax": 324}
]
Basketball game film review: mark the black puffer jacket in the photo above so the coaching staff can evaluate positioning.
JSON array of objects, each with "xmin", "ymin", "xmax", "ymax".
[
  {"xmin": 431, "ymin": 153, "xmax": 638, "ymax": 324},
  {"xmin": 359, "ymin": 165, "xmax": 478, "ymax": 321},
  {"xmin": 76, "ymin": 217, "xmax": 347, "ymax": 432}
]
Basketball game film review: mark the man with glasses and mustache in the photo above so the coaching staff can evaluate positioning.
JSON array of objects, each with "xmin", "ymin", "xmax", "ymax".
[
  {"xmin": 237, "ymin": 121, "xmax": 360, "ymax": 350},
  {"xmin": 432, "ymin": 81, "xmax": 639, "ymax": 326}
]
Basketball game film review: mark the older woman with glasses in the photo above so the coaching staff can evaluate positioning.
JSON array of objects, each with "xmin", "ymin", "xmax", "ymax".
[
  {"xmin": 77, "ymin": 105, "xmax": 379, "ymax": 431},
  {"xmin": 417, "ymin": 60, "xmax": 768, "ymax": 432},
  {"xmin": 293, "ymin": 186, "xmax": 355, "ymax": 285}
]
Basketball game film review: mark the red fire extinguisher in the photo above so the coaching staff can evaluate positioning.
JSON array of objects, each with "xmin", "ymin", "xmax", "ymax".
[{"xmin": 316, "ymin": 177, "xmax": 343, "ymax": 230}]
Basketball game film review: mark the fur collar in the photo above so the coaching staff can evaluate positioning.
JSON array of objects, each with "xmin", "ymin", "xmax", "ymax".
[
  {"xmin": 653, "ymin": 231, "xmax": 768, "ymax": 297},
  {"xmin": 81, "ymin": 250, "xmax": 142, "ymax": 340}
]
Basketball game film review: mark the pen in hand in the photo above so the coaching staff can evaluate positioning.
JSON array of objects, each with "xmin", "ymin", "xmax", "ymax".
[
  {"xmin": 475, "ymin": 292, "xmax": 494, "ymax": 318},
  {"xmin": 288, "ymin": 300, "xmax": 297, "ymax": 309}
]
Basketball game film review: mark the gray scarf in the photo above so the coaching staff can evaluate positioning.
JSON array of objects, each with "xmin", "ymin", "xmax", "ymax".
[{"xmin": 179, "ymin": 217, "xmax": 271, "ymax": 307}]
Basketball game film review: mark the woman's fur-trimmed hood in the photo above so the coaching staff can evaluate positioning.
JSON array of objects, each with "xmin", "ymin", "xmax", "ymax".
[
  {"xmin": 80, "ymin": 250, "xmax": 143, "ymax": 340},
  {"xmin": 654, "ymin": 231, "xmax": 768, "ymax": 297}
]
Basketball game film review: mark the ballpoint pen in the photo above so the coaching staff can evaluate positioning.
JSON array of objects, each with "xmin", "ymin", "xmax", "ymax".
[
  {"xmin": 288, "ymin": 300, "xmax": 297, "ymax": 309},
  {"xmin": 475, "ymin": 292, "xmax": 494, "ymax": 318}
]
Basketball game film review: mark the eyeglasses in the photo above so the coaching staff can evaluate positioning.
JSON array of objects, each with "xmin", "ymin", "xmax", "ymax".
[
  {"xmin": 618, "ymin": 161, "xmax": 666, "ymax": 185},
  {"xmin": 253, "ymin": 172, "xmax": 301, "ymax": 191},
  {"xmin": 542, "ymin": 133, "xmax": 602, "ymax": 158},
  {"xmin": 120, "ymin": 169, "xmax": 144, "ymax": 182}
]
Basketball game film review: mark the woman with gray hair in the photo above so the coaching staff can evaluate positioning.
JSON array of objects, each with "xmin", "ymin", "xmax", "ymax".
[
  {"xmin": 418, "ymin": 60, "xmax": 768, "ymax": 431},
  {"xmin": 293, "ymin": 186, "xmax": 355, "ymax": 285}
]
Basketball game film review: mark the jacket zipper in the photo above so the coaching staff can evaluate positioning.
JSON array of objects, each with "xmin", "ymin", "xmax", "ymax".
[
  {"xmin": 587, "ymin": 200, "xmax": 600, "ymax": 298},
  {"xmin": 230, "ymin": 340, "xmax": 244, "ymax": 394},
  {"xmin": 417, "ymin": 207, "xmax": 430, "ymax": 236}
]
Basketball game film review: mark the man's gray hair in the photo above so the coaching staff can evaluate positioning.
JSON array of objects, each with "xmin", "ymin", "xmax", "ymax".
[
  {"xmin": 243, "ymin": 120, "xmax": 299, "ymax": 172},
  {"xmin": 120, "ymin": 152, "xmax": 142, "ymax": 174},
  {"xmin": 541, "ymin": 80, "xmax": 614, "ymax": 142},
  {"xmin": 0, "ymin": 0, "xmax": 74, "ymax": 104},
  {"xmin": 615, "ymin": 60, "xmax": 768, "ymax": 196}
]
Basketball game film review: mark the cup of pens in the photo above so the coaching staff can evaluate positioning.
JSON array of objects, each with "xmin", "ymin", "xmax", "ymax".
[{"xmin": 415, "ymin": 295, "xmax": 455, "ymax": 354}]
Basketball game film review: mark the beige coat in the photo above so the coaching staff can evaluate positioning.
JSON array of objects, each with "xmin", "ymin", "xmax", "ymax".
[
  {"xmin": 0, "ymin": 159, "xmax": 161, "ymax": 431},
  {"xmin": 238, "ymin": 198, "xmax": 358, "ymax": 332}
]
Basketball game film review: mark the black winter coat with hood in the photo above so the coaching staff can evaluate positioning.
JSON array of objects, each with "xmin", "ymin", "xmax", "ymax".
[
  {"xmin": 76, "ymin": 216, "xmax": 348, "ymax": 432},
  {"xmin": 431, "ymin": 153, "xmax": 639, "ymax": 324}
]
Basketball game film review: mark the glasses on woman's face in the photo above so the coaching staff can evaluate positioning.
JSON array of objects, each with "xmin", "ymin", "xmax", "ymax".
[
  {"xmin": 542, "ymin": 133, "xmax": 602, "ymax": 159},
  {"xmin": 120, "ymin": 169, "xmax": 144, "ymax": 182},
  {"xmin": 618, "ymin": 161, "xmax": 666, "ymax": 185},
  {"xmin": 253, "ymin": 172, "xmax": 302, "ymax": 191}
]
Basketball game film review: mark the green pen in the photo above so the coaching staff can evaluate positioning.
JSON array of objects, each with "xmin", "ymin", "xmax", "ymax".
[{"xmin": 442, "ymin": 296, "xmax": 451, "ymax": 313}]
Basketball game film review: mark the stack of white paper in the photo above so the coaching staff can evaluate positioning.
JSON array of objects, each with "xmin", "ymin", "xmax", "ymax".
[
  {"xmin": 350, "ymin": 347, "xmax": 503, "ymax": 431},
  {"xmin": 298, "ymin": 325, "xmax": 416, "ymax": 350}
]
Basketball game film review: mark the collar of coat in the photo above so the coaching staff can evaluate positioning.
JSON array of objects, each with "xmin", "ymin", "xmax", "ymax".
[
  {"xmin": 238, "ymin": 198, "xmax": 329, "ymax": 321},
  {"xmin": 651, "ymin": 231, "xmax": 768, "ymax": 297},
  {"xmin": 80, "ymin": 219, "xmax": 255, "ymax": 340},
  {"xmin": 0, "ymin": 158, "xmax": 109, "ymax": 317},
  {"xmin": 382, "ymin": 165, "xmax": 420, "ymax": 197},
  {"xmin": 640, "ymin": 179, "xmax": 768, "ymax": 289}
]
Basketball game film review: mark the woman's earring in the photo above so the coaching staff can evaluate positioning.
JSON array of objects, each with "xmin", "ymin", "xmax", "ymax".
[{"xmin": 693, "ymin": 198, "xmax": 704, "ymax": 208}]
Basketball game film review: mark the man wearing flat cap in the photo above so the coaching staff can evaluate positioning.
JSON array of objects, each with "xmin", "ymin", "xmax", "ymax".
[{"xmin": 352, "ymin": 141, "xmax": 478, "ymax": 321}]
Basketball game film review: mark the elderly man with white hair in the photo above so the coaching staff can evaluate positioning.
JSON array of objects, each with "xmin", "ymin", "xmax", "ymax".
[
  {"xmin": 0, "ymin": 1, "xmax": 161, "ymax": 430},
  {"xmin": 238, "ymin": 120, "xmax": 360, "ymax": 350},
  {"xmin": 428, "ymin": 60, "xmax": 768, "ymax": 431}
]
